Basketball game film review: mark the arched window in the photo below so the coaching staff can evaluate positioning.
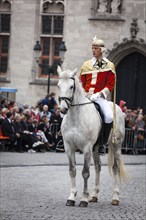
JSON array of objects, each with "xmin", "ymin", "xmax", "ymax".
[
  {"xmin": 40, "ymin": 0, "xmax": 65, "ymax": 77},
  {"xmin": 0, "ymin": 0, "xmax": 11, "ymax": 79}
]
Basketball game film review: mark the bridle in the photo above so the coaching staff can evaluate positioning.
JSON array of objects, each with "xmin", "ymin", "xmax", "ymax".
[
  {"xmin": 58, "ymin": 77, "xmax": 93, "ymax": 108},
  {"xmin": 58, "ymin": 77, "xmax": 76, "ymax": 108}
]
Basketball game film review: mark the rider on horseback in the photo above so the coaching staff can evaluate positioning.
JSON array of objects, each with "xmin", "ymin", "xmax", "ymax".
[{"xmin": 80, "ymin": 36, "xmax": 116, "ymax": 154}]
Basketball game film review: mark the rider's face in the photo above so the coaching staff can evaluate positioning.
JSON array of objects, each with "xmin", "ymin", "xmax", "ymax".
[{"xmin": 92, "ymin": 45, "xmax": 102, "ymax": 59}]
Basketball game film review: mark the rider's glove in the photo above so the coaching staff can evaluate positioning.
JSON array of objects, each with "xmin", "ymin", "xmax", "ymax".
[
  {"xmin": 90, "ymin": 87, "xmax": 110, "ymax": 101},
  {"xmin": 100, "ymin": 87, "xmax": 110, "ymax": 99},
  {"xmin": 90, "ymin": 92, "xmax": 101, "ymax": 101}
]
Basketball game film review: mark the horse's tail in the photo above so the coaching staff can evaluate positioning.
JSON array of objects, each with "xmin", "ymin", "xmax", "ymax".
[{"xmin": 108, "ymin": 144, "xmax": 129, "ymax": 182}]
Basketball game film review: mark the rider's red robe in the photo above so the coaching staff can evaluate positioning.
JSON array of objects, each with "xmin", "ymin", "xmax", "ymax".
[{"xmin": 80, "ymin": 57, "xmax": 116, "ymax": 98}]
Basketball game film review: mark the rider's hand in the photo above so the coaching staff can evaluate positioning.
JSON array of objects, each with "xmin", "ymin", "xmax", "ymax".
[{"xmin": 90, "ymin": 92, "xmax": 101, "ymax": 101}]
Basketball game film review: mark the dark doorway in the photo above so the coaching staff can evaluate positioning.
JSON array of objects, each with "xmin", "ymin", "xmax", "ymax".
[{"xmin": 116, "ymin": 52, "xmax": 146, "ymax": 112}]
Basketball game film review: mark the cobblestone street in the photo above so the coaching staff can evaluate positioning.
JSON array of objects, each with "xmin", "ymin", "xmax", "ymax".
[{"xmin": 0, "ymin": 152, "xmax": 146, "ymax": 220}]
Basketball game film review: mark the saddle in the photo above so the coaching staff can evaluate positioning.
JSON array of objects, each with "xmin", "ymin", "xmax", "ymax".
[
  {"xmin": 94, "ymin": 102, "xmax": 104, "ymax": 123},
  {"xmin": 93, "ymin": 102, "xmax": 104, "ymax": 150}
]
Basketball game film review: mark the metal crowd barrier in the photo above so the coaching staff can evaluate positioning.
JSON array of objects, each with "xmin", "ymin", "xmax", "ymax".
[
  {"xmin": 122, "ymin": 128, "xmax": 146, "ymax": 154},
  {"xmin": 49, "ymin": 124, "xmax": 146, "ymax": 155},
  {"xmin": 50, "ymin": 123, "xmax": 60, "ymax": 139}
]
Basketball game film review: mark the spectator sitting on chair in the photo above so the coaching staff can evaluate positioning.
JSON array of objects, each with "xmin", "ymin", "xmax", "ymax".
[
  {"xmin": 37, "ymin": 115, "xmax": 55, "ymax": 151},
  {"xmin": 30, "ymin": 106, "xmax": 40, "ymax": 123},
  {"xmin": 26, "ymin": 116, "xmax": 49, "ymax": 152},
  {"xmin": 13, "ymin": 114, "xmax": 38, "ymax": 153},
  {"xmin": 1, "ymin": 112, "xmax": 20, "ymax": 152},
  {"xmin": 39, "ymin": 105, "xmax": 52, "ymax": 121}
]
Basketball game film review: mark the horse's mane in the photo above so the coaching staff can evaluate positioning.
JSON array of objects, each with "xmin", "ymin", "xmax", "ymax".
[{"xmin": 75, "ymin": 76, "xmax": 86, "ymax": 95}]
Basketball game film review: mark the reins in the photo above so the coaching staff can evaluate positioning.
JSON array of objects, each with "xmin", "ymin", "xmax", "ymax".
[
  {"xmin": 59, "ymin": 95, "xmax": 93, "ymax": 107},
  {"xmin": 70, "ymin": 101, "xmax": 93, "ymax": 107},
  {"xmin": 58, "ymin": 76, "xmax": 102, "ymax": 122}
]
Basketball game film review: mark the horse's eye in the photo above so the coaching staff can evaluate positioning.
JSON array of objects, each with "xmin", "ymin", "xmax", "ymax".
[
  {"xmin": 70, "ymin": 86, "xmax": 73, "ymax": 90},
  {"xmin": 57, "ymin": 84, "xmax": 60, "ymax": 89}
]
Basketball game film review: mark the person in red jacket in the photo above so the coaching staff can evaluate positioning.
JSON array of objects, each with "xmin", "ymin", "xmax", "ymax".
[{"xmin": 80, "ymin": 36, "xmax": 116, "ymax": 154}]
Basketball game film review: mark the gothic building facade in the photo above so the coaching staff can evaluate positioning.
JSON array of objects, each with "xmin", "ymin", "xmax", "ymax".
[{"xmin": 0, "ymin": 0, "xmax": 146, "ymax": 110}]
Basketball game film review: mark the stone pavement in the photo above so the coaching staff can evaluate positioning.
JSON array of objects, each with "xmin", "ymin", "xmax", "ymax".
[{"xmin": 0, "ymin": 152, "xmax": 146, "ymax": 220}]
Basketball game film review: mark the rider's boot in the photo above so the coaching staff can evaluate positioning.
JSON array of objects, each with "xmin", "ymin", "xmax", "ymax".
[{"xmin": 98, "ymin": 122, "xmax": 113, "ymax": 154}]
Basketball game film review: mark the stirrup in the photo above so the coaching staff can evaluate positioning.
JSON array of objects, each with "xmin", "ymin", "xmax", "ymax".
[{"xmin": 98, "ymin": 145, "xmax": 106, "ymax": 155}]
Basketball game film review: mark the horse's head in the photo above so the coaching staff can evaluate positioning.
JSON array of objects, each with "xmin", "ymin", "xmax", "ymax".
[{"xmin": 57, "ymin": 66, "xmax": 77, "ymax": 114}]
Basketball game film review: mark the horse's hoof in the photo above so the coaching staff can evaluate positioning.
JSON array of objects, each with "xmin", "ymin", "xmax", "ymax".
[
  {"xmin": 79, "ymin": 201, "xmax": 88, "ymax": 207},
  {"xmin": 89, "ymin": 197, "xmax": 98, "ymax": 203},
  {"xmin": 66, "ymin": 200, "xmax": 75, "ymax": 206},
  {"xmin": 111, "ymin": 199, "xmax": 119, "ymax": 206}
]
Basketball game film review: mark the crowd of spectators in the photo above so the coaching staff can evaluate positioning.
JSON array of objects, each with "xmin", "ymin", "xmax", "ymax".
[
  {"xmin": 0, "ymin": 95, "xmax": 146, "ymax": 154},
  {"xmin": 119, "ymin": 100, "xmax": 146, "ymax": 130},
  {"xmin": 0, "ymin": 92, "xmax": 64, "ymax": 153},
  {"xmin": 119, "ymin": 100, "xmax": 146, "ymax": 153}
]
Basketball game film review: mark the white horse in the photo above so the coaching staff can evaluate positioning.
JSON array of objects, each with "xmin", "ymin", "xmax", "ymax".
[{"xmin": 57, "ymin": 66, "xmax": 127, "ymax": 207}]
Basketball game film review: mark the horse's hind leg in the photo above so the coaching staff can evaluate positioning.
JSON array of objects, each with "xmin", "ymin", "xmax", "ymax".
[
  {"xmin": 66, "ymin": 148, "xmax": 77, "ymax": 206},
  {"xmin": 89, "ymin": 148, "xmax": 101, "ymax": 203},
  {"xmin": 79, "ymin": 148, "xmax": 92, "ymax": 207}
]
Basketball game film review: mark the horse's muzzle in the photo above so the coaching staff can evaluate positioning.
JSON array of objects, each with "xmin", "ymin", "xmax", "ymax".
[{"xmin": 58, "ymin": 106, "xmax": 68, "ymax": 115}]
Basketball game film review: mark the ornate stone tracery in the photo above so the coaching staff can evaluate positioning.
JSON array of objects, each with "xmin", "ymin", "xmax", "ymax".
[
  {"xmin": 0, "ymin": 0, "xmax": 11, "ymax": 10},
  {"xmin": 107, "ymin": 18, "xmax": 145, "ymax": 66},
  {"xmin": 41, "ymin": 0, "xmax": 64, "ymax": 13},
  {"xmin": 107, "ymin": 38, "xmax": 146, "ymax": 66}
]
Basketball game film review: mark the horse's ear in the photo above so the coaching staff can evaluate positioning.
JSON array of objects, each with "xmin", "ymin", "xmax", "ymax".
[
  {"xmin": 57, "ymin": 65, "xmax": 63, "ymax": 77},
  {"xmin": 70, "ymin": 68, "xmax": 78, "ymax": 78}
]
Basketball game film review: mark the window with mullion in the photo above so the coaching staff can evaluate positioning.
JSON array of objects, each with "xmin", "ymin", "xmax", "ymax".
[
  {"xmin": 0, "ymin": 13, "xmax": 10, "ymax": 76},
  {"xmin": 0, "ymin": 14, "xmax": 10, "ymax": 33},
  {"xmin": 51, "ymin": 38, "xmax": 62, "ymax": 76},
  {"xmin": 42, "ymin": 16, "xmax": 51, "ymax": 34},
  {"xmin": 0, "ymin": 35, "xmax": 9, "ymax": 75},
  {"xmin": 54, "ymin": 16, "xmax": 63, "ymax": 35},
  {"xmin": 41, "ymin": 15, "xmax": 64, "ymax": 78},
  {"xmin": 41, "ymin": 37, "xmax": 50, "ymax": 76},
  {"xmin": 42, "ymin": 38, "xmax": 50, "ymax": 56}
]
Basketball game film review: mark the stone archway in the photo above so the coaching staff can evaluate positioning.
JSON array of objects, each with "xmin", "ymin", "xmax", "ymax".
[{"xmin": 107, "ymin": 39, "xmax": 146, "ymax": 111}]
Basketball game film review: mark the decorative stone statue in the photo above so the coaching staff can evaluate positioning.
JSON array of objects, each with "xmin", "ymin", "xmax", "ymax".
[
  {"xmin": 130, "ymin": 18, "xmax": 139, "ymax": 40},
  {"xmin": 97, "ymin": 0, "xmax": 109, "ymax": 13},
  {"xmin": 94, "ymin": 0, "xmax": 122, "ymax": 14},
  {"xmin": 111, "ymin": 0, "xmax": 122, "ymax": 14}
]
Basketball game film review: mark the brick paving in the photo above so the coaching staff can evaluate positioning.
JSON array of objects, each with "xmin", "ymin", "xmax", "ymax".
[{"xmin": 0, "ymin": 152, "xmax": 146, "ymax": 220}]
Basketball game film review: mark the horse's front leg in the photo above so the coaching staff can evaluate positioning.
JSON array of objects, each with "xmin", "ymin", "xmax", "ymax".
[
  {"xmin": 79, "ymin": 148, "xmax": 91, "ymax": 207},
  {"xmin": 89, "ymin": 147, "xmax": 101, "ymax": 203},
  {"xmin": 66, "ymin": 148, "xmax": 77, "ymax": 206}
]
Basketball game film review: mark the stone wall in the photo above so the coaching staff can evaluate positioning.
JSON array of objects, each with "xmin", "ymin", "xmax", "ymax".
[
  {"xmin": 1, "ymin": 0, "xmax": 145, "ymax": 106},
  {"xmin": 64, "ymin": 0, "xmax": 146, "ymax": 70}
]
